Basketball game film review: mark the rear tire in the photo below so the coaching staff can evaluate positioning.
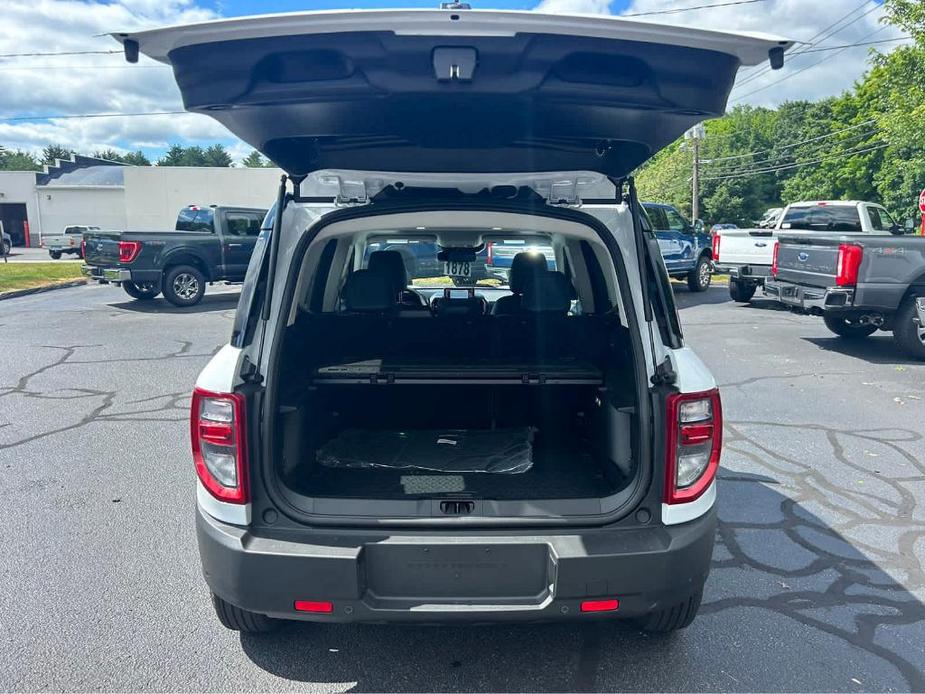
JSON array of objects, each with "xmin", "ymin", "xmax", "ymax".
[
  {"xmin": 687, "ymin": 256, "xmax": 712, "ymax": 292},
  {"xmin": 632, "ymin": 590, "xmax": 702, "ymax": 633},
  {"xmin": 49, "ymin": 250, "xmax": 61, "ymax": 260},
  {"xmin": 1, "ymin": 240, "xmax": 10, "ymax": 255},
  {"xmin": 823, "ymin": 314, "xmax": 877, "ymax": 339},
  {"xmin": 892, "ymin": 296, "xmax": 925, "ymax": 360},
  {"xmin": 162, "ymin": 265, "xmax": 206, "ymax": 307},
  {"xmin": 728, "ymin": 279, "xmax": 756, "ymax": 303},
  {"xmin": 122, "ymin": 281, "xmax": 161, "ymax": 301},
  {"xmin": 211, "ymin": 594, "xmax": 278, "ymax": 633}
]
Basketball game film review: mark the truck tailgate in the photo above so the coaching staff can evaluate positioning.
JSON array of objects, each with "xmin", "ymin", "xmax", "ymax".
[
  {"xmin": 83, "ymin": 231, "xmax": 123, "ymax": 266},
  {"xmin": 775, "ymin": 236, "xmax": 842, "ymax": 287},
  {"xmin": 716, "ymin": 228, "xmax": 774, "ymax": 265}
]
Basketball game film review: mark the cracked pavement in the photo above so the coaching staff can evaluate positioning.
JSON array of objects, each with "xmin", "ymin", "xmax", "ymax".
[{"xmin": 1, "ymin": 283, "xmax": 923, "ymax": 692}]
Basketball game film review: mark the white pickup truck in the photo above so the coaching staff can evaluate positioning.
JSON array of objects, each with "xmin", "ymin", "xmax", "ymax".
[
  {"xmin": 43, "ymin": 225, "xmax": 100, "ymax": 259},
  {"xmin": 713, "ymin": 200, "xmax": 902, "ymax": 302}
]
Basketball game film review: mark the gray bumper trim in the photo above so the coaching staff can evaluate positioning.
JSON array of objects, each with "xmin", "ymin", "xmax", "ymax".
[
  {"xmin": 82, "ymin": 265, "xmax": 132, "ymax": 283},
  {"xmin": 764, "ymin": 280, "xmax": 854, "ymax": 311}
]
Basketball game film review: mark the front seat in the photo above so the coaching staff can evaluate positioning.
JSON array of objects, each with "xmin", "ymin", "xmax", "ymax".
[
  {"xmin": 491, "ymin": 252, "xmax": 548, "ymax": 315},
  {"xmin": 367, "ymin": 250, "xmax": 427, "ymax": 309}
]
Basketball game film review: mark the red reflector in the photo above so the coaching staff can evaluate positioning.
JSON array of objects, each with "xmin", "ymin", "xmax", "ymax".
[
  {"xmin": 681, "ymin": 423, "xmax": 714, "ymax": 446},
  {"xmin": 118, "ymin": 240, "xmax": 142, "ymax": 263},
  {"xmin": 294, "ymin": 600, "xmax": 334, "ymax": 613},
  {"xmin": 581, "ymin": 599, "xmax": 620, "ymax": 613}
]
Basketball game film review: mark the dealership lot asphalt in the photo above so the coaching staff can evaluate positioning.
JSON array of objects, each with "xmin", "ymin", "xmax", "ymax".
[{"xmin": 1, "ymin": 283, "xmax": 923, "ymax": 692}]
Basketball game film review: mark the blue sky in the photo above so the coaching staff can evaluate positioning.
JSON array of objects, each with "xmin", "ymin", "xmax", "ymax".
[{"xmin": 206, "ymin": 0, "xmax": 631, "ymax": 13}]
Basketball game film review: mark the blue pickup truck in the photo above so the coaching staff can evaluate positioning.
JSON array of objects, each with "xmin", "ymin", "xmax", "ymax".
[{"xmin": 642, "ymin": 202, "xmax": 713, "ymax": 292}]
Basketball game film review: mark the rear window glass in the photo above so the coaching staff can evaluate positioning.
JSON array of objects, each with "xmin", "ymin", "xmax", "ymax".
[
  {"xmin": 361, "ymin": 237, "xmax": 556, "ymax": 289},
  {"xmin": 780, "ymin": 205, "xmax": 862, "ymax": 232},
  {"xmin": 224, "ymin": 211, "xmax": 263, "ymax": 237},
  {"xmin": 176, "ymin": 207, "xmax": 215, "ymax": 232}
]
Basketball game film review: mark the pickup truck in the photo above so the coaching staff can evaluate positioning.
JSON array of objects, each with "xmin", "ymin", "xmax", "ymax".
[
  {"xmin": 714, "ymin": 200, "xmax": 899, "ymax": 302},
  {"xmin": 765, "ymin": 224, "xmax": 925, "ymax": 358},
  {"xmin": 43, "ymin": 225, "xmax": 100, "ymax": 259},
  {"xmin": 82, "ymin": 205, "xmax": 268, "ymax": 307},
  {"xmin": 641, "ymin": 202, "xmax": 713, "ymax": 292}
]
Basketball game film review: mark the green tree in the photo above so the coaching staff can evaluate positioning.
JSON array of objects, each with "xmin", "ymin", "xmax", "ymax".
[
  {"xmin": 92, "ymin": 148, "xmax": 151, "ymax": 166},
  {"xmin": 241, "ymin": 150, "xmax": 271, "ymax": 167},
  {"xmin": 0, "ymin": 146, "xmax": 41, "ymax": 171},
  {"xmin": 42, "ymin": 144, "xmax": 74, "ymax": 164},
  {"xmin": 203, "ymin": 144, "xmax": 233, "ymax": 167},
  {"xmin": 157, "ymin": 144, "xmax": 233, "ymax": 167}
]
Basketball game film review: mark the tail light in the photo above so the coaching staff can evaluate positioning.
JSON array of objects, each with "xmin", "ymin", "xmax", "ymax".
[
  {"xmin": 69, "ymin": 237, "xmax": 75, "ymax": 247},
  {"xmin": 835, "ymin": 243, "xmax": 862, "ymax": 286},
  {"xmin": 665, "ymin": 389, "xmax": 722, "ymax": 505},
  {"xmin": 191, "ymin": 388, "xmax": 248, "ymax": 504},
  {"xmin": 81, "ymin": 239, "xmax": 86, "ymax": 257},
  {"xmin": 486, "ymin": 241, "xmax": 494, "ymax": 265},
  {"xmin": 770, "ymin": 241, "xmax": 780, "ymax": 277},
  {"xmin": 118, "ymin": 240, "xmax": 142, "ymax": 263},
  {"xmin": 711, "ymin": 234, "xmax": 720, "ymax": 263}
]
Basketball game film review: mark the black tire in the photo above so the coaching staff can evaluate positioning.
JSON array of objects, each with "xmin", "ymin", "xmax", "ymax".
[
  {"xmin": 162, "ymin": 264, "xmax": 206, "ymax": 307},
  {"xmin": 122, "ymin": 281, "xmax": 161, "ymax": 301},
  {"xmin": 687, "ymin": 255, "xmax": 712, "ymax": 292},
  {"xmin": 892, "ymin": 296, "xmax": 925, "ymax": 360},
  {"xmin": 211, "ymin": 593, "xmax": 278, "ymax": 633},
  {"xmin": 632, "ymin": 590, "xmax": 703, "ymax": 633},
  {"xmin": 823, "ymin": 314, "xmax": 877, "ymax": 339},
  {"xmin": 1, "ymin": 241, "xmax": 10, "ymax": 256},
  {"xmin": 729, "ymin": 278, "xmax": 757, "ymax": 303},
  {"xmin": 49, "ymin": 250, "xmax": 61, "ymax": 260}
]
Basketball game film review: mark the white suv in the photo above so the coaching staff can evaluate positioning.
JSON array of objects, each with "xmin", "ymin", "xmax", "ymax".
[{"xmin": 116, "ymin": 9, "xmax": 791, "ymax": 632}]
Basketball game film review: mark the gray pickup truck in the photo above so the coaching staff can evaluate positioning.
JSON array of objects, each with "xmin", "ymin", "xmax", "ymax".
[{"xmin": 765, "ymin": 224, "xmax": 925, "ymax": 358}]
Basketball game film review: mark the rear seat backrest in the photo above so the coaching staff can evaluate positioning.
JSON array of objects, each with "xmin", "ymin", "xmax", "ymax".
[
  {"xmin": 341, "ymin": 270, "xmax": 397, "ymax": 313},
  {"xmin": 521, "ymin": 271, "xmax": 575, "ymax": 314}
]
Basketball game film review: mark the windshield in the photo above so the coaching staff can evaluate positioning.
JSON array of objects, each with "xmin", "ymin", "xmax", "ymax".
[
  {"xmin": 362, "ymin": 237, "xmax": 556, "ymax": 289},
  {"xmin": 780, "ymin": 205, "xmax": 862, "ymax": 232}
]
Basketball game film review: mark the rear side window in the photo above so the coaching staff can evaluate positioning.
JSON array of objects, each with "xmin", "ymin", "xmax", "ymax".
[
  {"xmin": 65, "ymin": 227, "xmax": 82, "ymax": 234},
  {"xmin": 643, "ymin": 205, "xmax": 668, "ymax": 231},
  {"xmin": 781, "ymin": 205, "xmax": 862, "ymax": 232},
  {"xmin": 224, "ymin": 211, "xmax": 263, "ymax": 237},
  {"xmin": 867, "ymin": 206, "xmax": 896, "ymax": 232},
  {"xmin": 176, "ymin": 207, "xmax": 215, "ymax": 232},
  {"xmin": 663, "ymin": 208, "xmax": 689, "ymax": 232}
]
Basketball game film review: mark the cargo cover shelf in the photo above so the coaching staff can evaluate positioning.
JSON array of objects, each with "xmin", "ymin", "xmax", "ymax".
[{"xmin": 310, "ymin": 358, "xmax": 604, "ymax": 386}]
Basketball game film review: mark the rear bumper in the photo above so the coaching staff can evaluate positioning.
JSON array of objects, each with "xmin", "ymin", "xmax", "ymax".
[
  {"xmin": 715, "ymin": 264, "xmax": 770, "ymax": 283},
  {"xmin": 764, "ymin": 279, "xmax": 854, "ymax": 312},
  {"xmin": 196, "ymin": 505, "xmax": 716, "ymax": 623},
  {"xmin": 82, "ymin": 265, "xmax": 160, "ymax": 284}
]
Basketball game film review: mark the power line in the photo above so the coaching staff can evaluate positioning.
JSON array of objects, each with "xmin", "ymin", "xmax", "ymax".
[
  {"xmin": 0, "ymin": 65, "xmax": 168, "ymax": 71},
  {"xmin": 623, "ymin": 0, "xmax": 769, "ymax": 17},
  {"xmin": 701, "ymin": 120, "xmax": 877, "ymax": 165},
  {"xmin": 798, "ymin": 36, "xmax": 912, "ymax": 53},
  {"xmin": 701, "ymin": 142, "xmax": 888, "ymax": 181},
  {"xmin": 0, "ymin": 110, "xmax": 186, "ymax": 122},
  {"xmin": 0, "ymin": 49, "xmax": 120, "ymax": 58}
]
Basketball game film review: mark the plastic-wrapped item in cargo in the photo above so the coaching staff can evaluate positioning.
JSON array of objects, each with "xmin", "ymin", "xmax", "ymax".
[{"xmin": 317, "ymin": 427, "xmax": 535, "ymax": 474}]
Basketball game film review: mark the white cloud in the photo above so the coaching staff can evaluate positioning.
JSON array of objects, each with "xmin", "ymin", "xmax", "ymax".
[{"xmin": 534, "ymin": 0, "xmax": 612, "ymax": 15}]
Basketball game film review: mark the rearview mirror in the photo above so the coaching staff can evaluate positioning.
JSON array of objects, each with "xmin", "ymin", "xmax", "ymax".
[{"xmin": 437, "ymin": 247, "xmax": 477, "ymax": 263}]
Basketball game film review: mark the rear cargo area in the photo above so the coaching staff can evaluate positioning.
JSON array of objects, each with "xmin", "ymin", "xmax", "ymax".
[{"xmin": 274, "ymin": 314, "xmax": 639, "ymax": 505}]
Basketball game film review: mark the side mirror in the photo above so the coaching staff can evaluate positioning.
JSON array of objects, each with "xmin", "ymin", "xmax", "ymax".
[
  {"xmin": 693, "ymin": 219, "xmax": 705, "ymax": 234},
  {"xmin": 905, "ymin": 218, "xmax": 916, "ymax": 232}
]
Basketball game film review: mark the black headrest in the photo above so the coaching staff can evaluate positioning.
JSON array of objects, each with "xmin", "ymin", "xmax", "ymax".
[
  {"xmin": 509, "ymin": 252, "xmax": 548, "ymax": 294},
  {"xmin": 342, "ymin": 270, "xmax": 396, "ymax": 313},
  {"xmin": 368, "ymin": 251, "xmax": 408, "ymax": 292},
  {"xmin": 522, "ymin": 272, "xmax": 575, "ymax": 313}
]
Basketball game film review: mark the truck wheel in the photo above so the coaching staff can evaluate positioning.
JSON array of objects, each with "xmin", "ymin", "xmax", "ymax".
[
  {"xmin": 1, "ymin": 240, "xmax": 10, "ymax": 255},
  {"xmin": 823, "ymin": 314, "xmax": 877, "ymax": 339},
  {"xmin": 687, "ymin": 256, "xmax": 712, "ymax": 292},
  {"xmin": 211, "ymin": 594, "xmax": 278, "ymax": 633},
  {"xmin": 729, "ymin": 279, "xmax": 756, "ymax": 303},
  {"xmin": 122, "ymin": 281, "xmax": 161, "ymax": 301},
  {"xmin": 49, "ymin": 250, "xmax": 61, "ymax": 260},
  {"xmin": 632, "ymin": 590, "xmax": 702, "ymax": 633},
  {"xmin": 893, "ymin": 296, "xmax": 925, "ymax": 360},
  {"xmin": 163, "ymin": 265, "xmax": 206, "ymax": 307}
]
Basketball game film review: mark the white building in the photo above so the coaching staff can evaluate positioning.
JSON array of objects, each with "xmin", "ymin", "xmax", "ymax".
[{"xmin": 0, "ymin": 155, "xmax": 282, "ymax": 247}]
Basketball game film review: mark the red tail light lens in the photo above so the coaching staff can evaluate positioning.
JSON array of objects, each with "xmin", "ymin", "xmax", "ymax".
[
  {"xmin": 711, "ymin": 234, "xmax": 720, "ymax": 263},
  {"xmin": 191, "ymin": 388, "xmax": 248, "ymax": 504},
  {"xmin": 770, "ymin": 241, "xmax": 780, "ymax": 278},
  {"xmin": 118, "ymin": 240, "xmax": 142, "ymax": 263},
  {"xmin": 486, "ymin": 241, "xmax": 494, "ymax": 265},
  {"xmin": 835, "ymin": 243, "xmax": 863, "ymax": 286},
  {"xmin": 665, "ymin": 389, "xmax": 722, "ymax": 505}
]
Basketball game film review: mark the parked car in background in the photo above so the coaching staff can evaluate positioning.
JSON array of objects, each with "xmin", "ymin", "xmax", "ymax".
[
  {"xmin": 642, "ymin": 202, "xmax": 713, "ymax": 292},
  {"xmin": 764, "ymin": 213, "xmax": 925, "ymax": 357},
  {"xmin": 82, "ymin": 204, "xmax": 267, "ymax": 307},
  {"xmin": 485, "ymin": 238, "xmax": 555, "ymax": 281},
  {"xmin": 43, "ymin": 225, "xmax": 100, "ymax": 259},
  {"xmin": 711, "ymin": 223, "xmax": 738, "ymax": 233},
  {"xmin": 715, "ymin": 200, "xmax": 896, "ymax": 303},
  {"xmin": 112, "ymin": 8, "xmax": 791, "ymax": 634}
]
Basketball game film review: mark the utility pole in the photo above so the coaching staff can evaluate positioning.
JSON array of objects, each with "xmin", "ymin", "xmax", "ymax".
[{"xmin": 685, "ymin": 123, "xmax": 705, "ymax": 221}]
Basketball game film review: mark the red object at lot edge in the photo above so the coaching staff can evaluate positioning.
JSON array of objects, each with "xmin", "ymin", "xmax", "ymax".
[{"xmin": 919, "ymin": 189, "xmax": 925, "ymax": 235}]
